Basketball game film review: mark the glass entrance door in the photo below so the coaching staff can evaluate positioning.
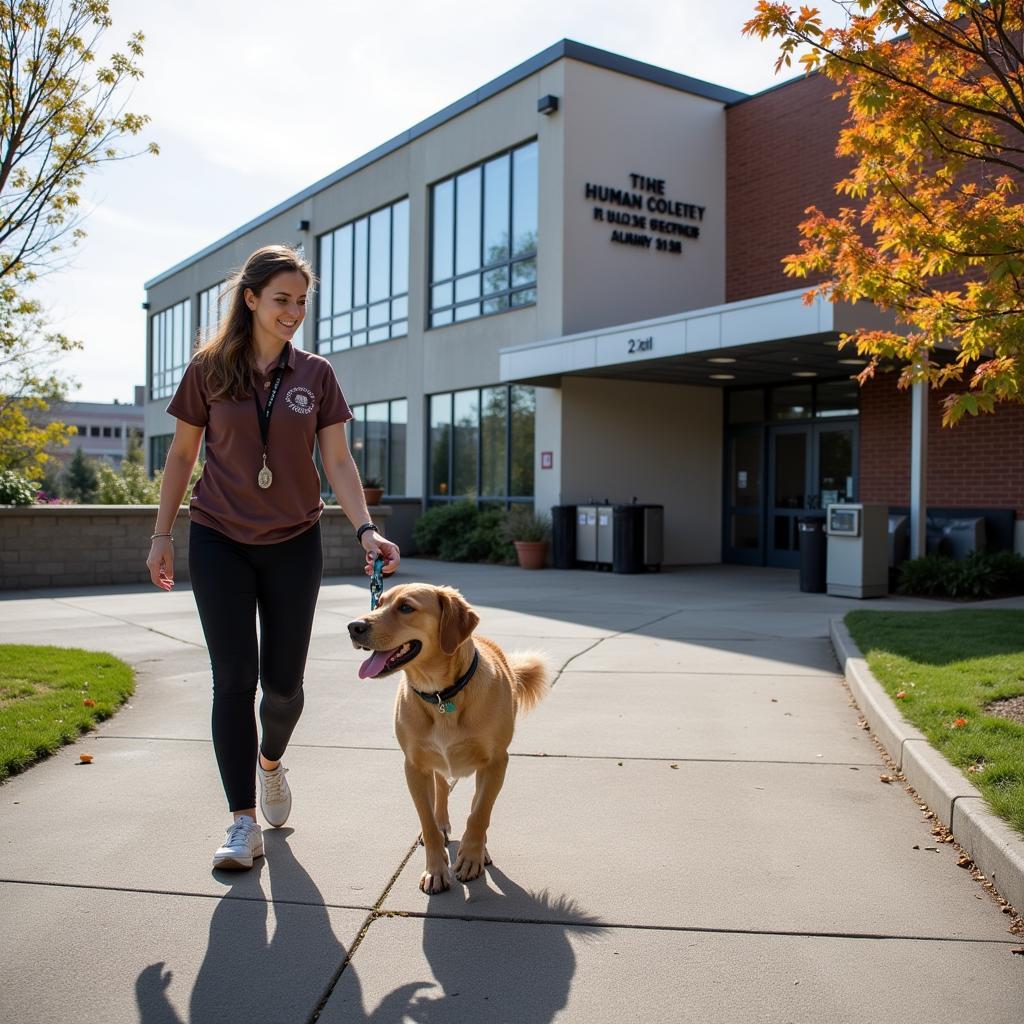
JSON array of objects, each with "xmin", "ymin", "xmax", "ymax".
[
  {"xmin": 725, "ymin": 429, "xmax": 763, "ymax": 564},
  {"xmin": 767, "ymin": 421, "xmax": 857, "ymax": 568}
]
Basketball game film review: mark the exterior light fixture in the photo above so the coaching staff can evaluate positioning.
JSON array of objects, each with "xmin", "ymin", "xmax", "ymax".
[
  {"xmin": 708, "ymin": 357, "xmax": 736, "ymax": 364},
  {"xmin": 709, "ymin": 373, "xmax": 735, "ymax": 380},
  {"xmin": 141, "ymin": 301, "xmax": 150, "ymax": 310},
  {"xmin": 838, "ymin": 358, "xmax": 867, "ymax": 366},
  {"xmin": 296, "ymin": 219, "xmax": 310, "ymax": 231},
  {"xmin": 537, "ymin": 95, "xmax": 559, "ymax": 115},
  {"xmin": 792, "ymin": 371, "xmax": 818, "ymax": 377}
]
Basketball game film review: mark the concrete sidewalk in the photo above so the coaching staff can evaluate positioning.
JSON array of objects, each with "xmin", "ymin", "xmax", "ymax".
[{"xmin": 1, "ymin": 561, "xmax": 1021, "ymax": 1023}]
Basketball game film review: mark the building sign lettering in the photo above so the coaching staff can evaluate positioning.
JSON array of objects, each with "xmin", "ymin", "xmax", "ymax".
[
  {"xmin": 627, "ymin": 336, "xmax": 654, "ymax": 354},
  {"xmin": 585, "ymin": 174, "xmax": 704, "ymax": 256}
]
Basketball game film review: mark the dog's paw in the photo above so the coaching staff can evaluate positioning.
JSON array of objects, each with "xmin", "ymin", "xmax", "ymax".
[
  {"xmin": 419, "ymin": 863, "xmax": 453, "ymax": 894},
  {"xmin": 454, "ymin": 843, "xmax": 489, "ymax": 882},
  {"xmin": 434, "ymin": 817, "xmax": 452, "ymax": 841}
]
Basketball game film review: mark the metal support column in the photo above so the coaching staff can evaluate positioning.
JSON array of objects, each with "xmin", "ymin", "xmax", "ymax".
[{"xmin": 910, "ymin": 374, "xmax": 928, "ymax": 559}]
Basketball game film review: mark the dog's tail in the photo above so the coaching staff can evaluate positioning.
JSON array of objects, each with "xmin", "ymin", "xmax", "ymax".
[{"xmin": 509, "ymin": 650, "xmax": 552, "ymax": 715}]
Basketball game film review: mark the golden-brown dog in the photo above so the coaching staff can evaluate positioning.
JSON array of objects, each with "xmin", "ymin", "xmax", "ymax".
[{"xmin": 347, "ymin": 583, "xmax": 549, "ymax": 893}]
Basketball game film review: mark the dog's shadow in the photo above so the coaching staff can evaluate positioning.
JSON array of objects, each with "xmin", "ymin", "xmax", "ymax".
[{"xmin": 399, "ymin": 850, "xmax": 608, "ymax": 1024}]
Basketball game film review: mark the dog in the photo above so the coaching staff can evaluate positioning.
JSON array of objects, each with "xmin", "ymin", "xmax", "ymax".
[{"xmin": 347, "ymin": 583, "xmax": 550, "ymax": 894}]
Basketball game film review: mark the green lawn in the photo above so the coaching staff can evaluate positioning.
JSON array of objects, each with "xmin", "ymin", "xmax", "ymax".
[
  {"xmin": 0, "ymin": 645, "xmax": 134, "ymax": 782},
  {"xmin": 845, "ymin": 610, "xmax": 1024, "ymax": 836}
]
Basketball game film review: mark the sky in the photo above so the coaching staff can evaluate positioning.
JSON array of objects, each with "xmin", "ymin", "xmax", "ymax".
[{"xmin": 29, "ymin": 0, "xmax": 833, "ymax": 403}]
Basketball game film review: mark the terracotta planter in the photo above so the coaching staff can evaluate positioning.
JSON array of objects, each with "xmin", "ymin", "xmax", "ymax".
[
  {"xmin": 363, "ymin": 487, "xmax": 384, "ymax": 506},
  {"xmin": 513, "ymin": 540, "xmax": 548, "ymax": 570}
]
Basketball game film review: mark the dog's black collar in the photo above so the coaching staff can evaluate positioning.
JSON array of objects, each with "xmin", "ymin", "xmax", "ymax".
[{"xmin": 412, "ymin": 648, "xmax": 479, "ymax": 713}]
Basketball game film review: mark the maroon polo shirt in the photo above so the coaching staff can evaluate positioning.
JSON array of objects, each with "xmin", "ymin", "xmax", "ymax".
[{"xmin": 167, "ymin": 344, "xmax": 352, "ymax": 544}]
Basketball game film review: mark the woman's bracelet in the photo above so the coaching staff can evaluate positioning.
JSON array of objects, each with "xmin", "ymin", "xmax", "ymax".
[
  {"xmin": 355, "ymin": 522, "xmax": 377, "ymax": 543},
  {"xmin": 150, "ymin": 532, "xmax": 174, "ymax": 541}
]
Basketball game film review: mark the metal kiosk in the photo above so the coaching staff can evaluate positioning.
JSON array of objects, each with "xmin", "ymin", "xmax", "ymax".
[{"xmin": 825, "ymin": 503, "xmax": 889, "ymax": 599}]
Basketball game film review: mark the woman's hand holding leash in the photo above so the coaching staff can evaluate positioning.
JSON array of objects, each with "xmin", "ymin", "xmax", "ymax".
[{"xmin": 361, "ymin": 529, "xmax": 400, "ymax": 577}]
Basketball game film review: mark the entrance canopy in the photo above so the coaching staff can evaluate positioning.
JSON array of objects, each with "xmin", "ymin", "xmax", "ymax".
[{"xmin": 499, "ymin": 288, "xmax": 895, "ymax": 388}]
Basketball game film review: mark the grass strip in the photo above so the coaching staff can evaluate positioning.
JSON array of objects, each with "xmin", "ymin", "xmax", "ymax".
[
  {"xmin": 845, "ymin": 610, "xmax": 1024, "ymax": 837},
  {"xmin": 0, "ymin": 645, "xmax": 134, "ymax": 782}
]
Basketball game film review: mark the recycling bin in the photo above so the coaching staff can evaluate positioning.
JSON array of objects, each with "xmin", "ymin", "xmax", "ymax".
[
  {"xmin": 596, "ymin": 505, "xmax": 614, "ymax": 568},
  {"xmin": 551, "ymin": 504, "xmax": 577, "ymax": 570},
  {"xmin": 576, "ymin": 506, "xmax": 597, "ymax": 565},
  {"xmin": 798, "ymin": 516, "xmax": 827, "ymax": 593}
]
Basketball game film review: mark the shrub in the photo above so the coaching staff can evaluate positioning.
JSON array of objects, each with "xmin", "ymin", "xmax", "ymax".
[
  {"xmin": 500, "ymin": 505, "xmax": 551, "ymax": 543},
  {"xmin": 413, "ymin": 502, "xmax": 514, "ymax": 563},
  {"xmin": 0, "ymin": 470, "xmax": 38, "ymax": 505},
  {"xmin": 897, "ymin": 551, "xmax": 1024, "ymax": 599}
]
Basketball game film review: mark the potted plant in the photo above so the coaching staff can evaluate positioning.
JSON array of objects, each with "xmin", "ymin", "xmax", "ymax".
[
  {"xmin": 501, "ymin": 506, "xmax": 551, "ymax": 570},
  {"xmin": 362, "ymin": 476, "xmax": 384, "ymax": 506}
]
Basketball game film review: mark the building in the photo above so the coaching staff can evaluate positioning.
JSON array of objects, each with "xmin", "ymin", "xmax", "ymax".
[
  {"xmin": 49, "ymin": 386, "xmax": 146, "ymax": 470},
  {"xmin": 143, "ymin": 39, "xmax": 1024, "ymax": 564}
]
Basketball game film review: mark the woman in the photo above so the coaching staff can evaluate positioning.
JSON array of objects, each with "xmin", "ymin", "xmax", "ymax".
[{"xmin": 146, "ymin": 244, "xmax": 399, "ymax": 870}]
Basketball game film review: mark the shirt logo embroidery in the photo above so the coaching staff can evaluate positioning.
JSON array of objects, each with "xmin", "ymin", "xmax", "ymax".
[{"xmin": 285, "ymin": 386, "xmax": 316, "ymax": 415}]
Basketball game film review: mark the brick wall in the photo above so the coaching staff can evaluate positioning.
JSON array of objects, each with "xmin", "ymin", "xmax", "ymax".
[
  {"xmin": 858, "ymin": 373, "xmax": 1024, "ymax": 517},
  {"xmin": 726, "ymin": 73, "xmax": 854, "ymax": 303},
  {"xmin": 0, "ymin": 505, "xmax": 390, "ymax": 591}
]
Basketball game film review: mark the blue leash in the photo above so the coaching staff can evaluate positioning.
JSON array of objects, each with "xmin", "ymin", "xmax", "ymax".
[{"xmin": 370, "ymin": 555, "xmax": 385, "ymax": 610}]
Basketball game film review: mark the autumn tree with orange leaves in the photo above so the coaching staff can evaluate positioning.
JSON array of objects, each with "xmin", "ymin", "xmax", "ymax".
[{"xmin": 744, "ymin": 1, "xmax": 1024, "ymax": 424}]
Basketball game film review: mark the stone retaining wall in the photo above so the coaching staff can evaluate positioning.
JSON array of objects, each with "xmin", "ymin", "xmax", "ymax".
[{"xmin": 0, "ymin": 505, "xmax": 391, "ymax": 591}]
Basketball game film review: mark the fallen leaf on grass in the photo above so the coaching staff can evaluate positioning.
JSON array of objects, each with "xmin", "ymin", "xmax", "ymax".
[
  {"xmin": 950, "ymin": 717, "xmax": 968, "ymax": 729},
  {"xmin": 895, "ymin": 691, "xmax": 907, "ymax": 700},
  {"xmin": 82, "ymin": 699, "xmax": 95, "ymax": 707}
]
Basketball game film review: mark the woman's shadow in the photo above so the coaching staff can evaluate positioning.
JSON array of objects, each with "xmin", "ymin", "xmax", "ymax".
[{"xmin": 133, "ymin": 829, "xmax": 425, "ymax": 1024}]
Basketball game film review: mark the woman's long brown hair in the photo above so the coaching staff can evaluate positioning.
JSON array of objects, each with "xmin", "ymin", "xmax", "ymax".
[{"xmin": 195, "ymin": 245, "xmax": 314, "ymax": 402}]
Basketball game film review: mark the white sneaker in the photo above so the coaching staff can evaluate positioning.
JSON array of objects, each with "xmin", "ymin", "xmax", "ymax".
[
  {"xmin": 258, "ymin": 762, "xmax": 292, "ymax": 828},
  {"xmin": 212, "ymin": 815, "xmax": 264, "ymax": 870}
]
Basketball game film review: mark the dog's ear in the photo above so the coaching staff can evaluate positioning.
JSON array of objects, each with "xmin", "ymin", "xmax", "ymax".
[{"xmin": 437, "ymin": 587, "xmax": 480, "ymax": 656}]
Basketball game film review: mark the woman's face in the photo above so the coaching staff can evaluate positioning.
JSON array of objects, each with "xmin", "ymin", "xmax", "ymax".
[{"xmin": 245, "ymin": 269, "xmax": 308, "ymax": 347}]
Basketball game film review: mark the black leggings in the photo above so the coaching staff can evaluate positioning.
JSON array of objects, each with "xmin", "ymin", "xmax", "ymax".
[{"xmin": 189, "ymin": 520, "xmax": 322, "ymax": 811}]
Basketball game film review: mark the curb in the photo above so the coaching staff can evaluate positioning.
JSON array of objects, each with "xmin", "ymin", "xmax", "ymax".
[{"xmin": 830, "ymin": 617, "xmax": 1024, "ymax": 914}]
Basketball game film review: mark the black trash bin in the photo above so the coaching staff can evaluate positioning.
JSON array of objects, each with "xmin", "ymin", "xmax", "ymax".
[
  {"xmin": 550, "ymin": 505, "xmax": 577, "ymax": 570},
  {"xmin": 613, "ymin": 505, "xmax": 645, "ymax": 574},
  {"xmin": 798, "ymin": 516, "xmax": 827, "ymax": 593}
]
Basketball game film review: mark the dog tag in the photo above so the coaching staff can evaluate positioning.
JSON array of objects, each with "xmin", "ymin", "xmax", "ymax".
[{"xmin": 437, "ymin": 699, "xmax": 456, "ymax": 714}]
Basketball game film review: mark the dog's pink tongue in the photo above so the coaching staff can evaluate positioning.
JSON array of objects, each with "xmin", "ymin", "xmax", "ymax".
[{"xmin": 359, "ymin": 649, "xmax": 394, "ymax": 679}]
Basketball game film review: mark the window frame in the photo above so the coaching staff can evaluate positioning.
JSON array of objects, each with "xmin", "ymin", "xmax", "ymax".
[
  {"xmin": 428, "ymin": 140, "xmax": 538, "ymax": 329},
  {"xmin": 426, "ymin": 384, "xmax": 535, "ymax": 505},
  {"xmin": 316, "ymin": 197, "xmax": 410, "ymax": 354},
  {"xmin": 149, "ymin": 298, "xmax": 193, "ymax": 401}
]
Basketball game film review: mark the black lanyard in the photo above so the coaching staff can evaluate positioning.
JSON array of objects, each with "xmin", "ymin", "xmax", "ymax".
[{"xmin": 252, "ymin": 345, "xmax": 290, "ymax": 454}]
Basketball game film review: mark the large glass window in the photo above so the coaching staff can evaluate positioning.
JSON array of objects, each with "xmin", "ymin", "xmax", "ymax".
[
  {"xmin": 428, "ymin": 385, "xmax": 535, "ymax": 502},
  {"xmin": 317, "ymin": 198, "xmax": 409, "ymax": 353},
  {"xmin": 197, "ymin": 281, "xmax": 227, "ymax": 343},
  {"xmin": 150, "ymin": 298, "xmax": 192, "ymax": 400},
  {"xmin": 149, "ymin": 434, "xmax": 172, "ymax": 474},
  {"xmin": 429, "ymin": 140, "xmax": 538, "ymax": 327},
  {"xmin": 341, "ymin": 399, "xmax": 408, "ymax": 495}
]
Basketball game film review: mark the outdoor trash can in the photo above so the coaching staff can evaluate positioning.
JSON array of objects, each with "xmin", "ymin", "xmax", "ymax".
[
  {"xmin": 798, "ymin": 516, "xmax": 827, "ymax": 593},
  {"xmin": 550, "ymin": 505, "xmax": 577, "ymax": 569},
  {"xmin": 613, "ymin": 504, "xmax": 663, "ymax": 573}
]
